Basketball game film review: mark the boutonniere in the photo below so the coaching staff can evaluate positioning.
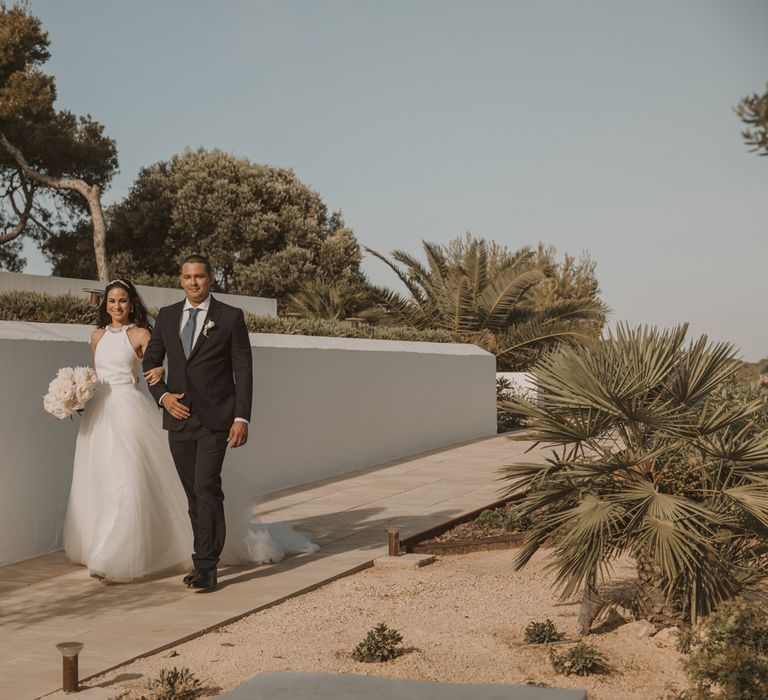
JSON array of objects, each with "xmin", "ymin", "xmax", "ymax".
[{"xmin": 203, "ymin": 319, "xmax": 216, "ymax": 337}]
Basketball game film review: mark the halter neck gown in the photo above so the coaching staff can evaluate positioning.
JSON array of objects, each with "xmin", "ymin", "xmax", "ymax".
[{"xmin": 63, "ymin": 325, "xmax": 316, "ymax": 582}]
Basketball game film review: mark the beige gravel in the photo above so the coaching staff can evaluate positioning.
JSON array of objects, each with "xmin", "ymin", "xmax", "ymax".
[{"xmin": 83, "ymin": 548, "xmax": 687, "ymax": 700}]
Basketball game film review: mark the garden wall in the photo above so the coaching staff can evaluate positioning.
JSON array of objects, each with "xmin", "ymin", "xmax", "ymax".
[{"xmin": 0, "ymin": 321, "xmax": 496, "ymax": 565}]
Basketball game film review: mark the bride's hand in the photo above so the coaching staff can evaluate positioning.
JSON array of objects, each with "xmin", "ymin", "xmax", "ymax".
[{"xmin": 143, "ymin": 367, "xmax": 165, "ymax": 386}]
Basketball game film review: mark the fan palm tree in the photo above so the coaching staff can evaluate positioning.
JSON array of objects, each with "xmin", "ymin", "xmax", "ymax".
[
  {"xmin": 500, "ymin": 324, "xmax": 768, "ymax": 625},
  {"xmin": 365, "ymin": 237, "xmax": 607, "ymax": 370}
]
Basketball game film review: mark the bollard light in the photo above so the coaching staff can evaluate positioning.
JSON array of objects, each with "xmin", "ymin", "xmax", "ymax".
[
  {"xmin": 56, "ymin": 641, "xmax": 84, "ymax": 693},
  {"xmin": 387, "ymin": 526, "xmax": 400, "ymax": 557}
]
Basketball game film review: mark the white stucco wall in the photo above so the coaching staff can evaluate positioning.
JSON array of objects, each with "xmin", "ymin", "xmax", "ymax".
[
  {"xmin": 0, "ymin": 271, "xmax": 277, "ymax": 317},
  {"xmin": 0, "ymin": 321, "xmax": 496, "ymax": 566}
]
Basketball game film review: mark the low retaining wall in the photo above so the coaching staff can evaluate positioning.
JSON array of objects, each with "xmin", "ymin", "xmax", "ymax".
[
  {"xmin": 0, "ymin": 271, "xmax": 277, "ymax": 317},
  {"xmin": 0, "ymin": 321, "xmax": 496, "ymax": 565}
]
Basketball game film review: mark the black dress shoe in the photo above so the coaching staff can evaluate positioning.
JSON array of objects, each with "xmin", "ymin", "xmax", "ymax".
[
  {"xmin": 182, "ymin": 569, "xmax": 200, "ymax": 586},
  {"xmin": 188, "ymin": 568, "xmax": 217, "ymax": 590}
]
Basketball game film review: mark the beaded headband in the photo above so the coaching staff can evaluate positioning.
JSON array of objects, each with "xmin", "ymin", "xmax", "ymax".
[{"xmin": 106, "ymin": 278, "xmax": 133, "ymax": 292}]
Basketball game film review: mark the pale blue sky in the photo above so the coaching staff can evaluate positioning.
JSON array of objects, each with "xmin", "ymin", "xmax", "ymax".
[{"xmin": 22, "ymin": 0, "xmax": 768, "ymax": 359}]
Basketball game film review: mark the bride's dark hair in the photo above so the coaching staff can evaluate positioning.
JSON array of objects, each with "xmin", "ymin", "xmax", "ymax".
[{"xmin": 97, "ymin": 278, "xmax": 153, "ymax": 330}]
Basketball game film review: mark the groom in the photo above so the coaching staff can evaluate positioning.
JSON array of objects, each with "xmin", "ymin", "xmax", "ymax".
[{"xmin": 143, "ymin": 254, "xmax": 253, "ymax": 590}]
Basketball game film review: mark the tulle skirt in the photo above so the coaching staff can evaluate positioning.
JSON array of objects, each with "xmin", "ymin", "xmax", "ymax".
[{"xmin": 64, "ymin": 382, "xmax": 317, "ymax": 582}]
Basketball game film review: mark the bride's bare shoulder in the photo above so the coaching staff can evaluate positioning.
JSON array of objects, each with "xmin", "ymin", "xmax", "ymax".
[{"xmin": 127, "ymin": 326, "xmax": 151, "ymax": 343}]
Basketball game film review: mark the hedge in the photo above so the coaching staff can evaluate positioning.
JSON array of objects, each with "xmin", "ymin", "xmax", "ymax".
[
  {"xmin": 243, "ymin": 313, "xmax": 459, "ymax": 343},
  {"xmin": 0, "ymin": 290, "xmax": 461, "ymax": 344},
  {"xmin": 0, "ymin": 291, "xmax": 97, "ymax": 325}
]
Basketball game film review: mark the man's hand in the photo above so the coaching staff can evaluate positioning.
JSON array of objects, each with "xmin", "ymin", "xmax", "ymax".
[
  {"xmin": 161, "ymin": 392, "xmax": 190, "ymax": 420},
  {"xmin": 227, "ymin": 421, "xmax": 248, "ymax": 448}
]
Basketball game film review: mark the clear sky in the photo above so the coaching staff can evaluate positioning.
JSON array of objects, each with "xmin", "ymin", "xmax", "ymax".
[{"xmin": 21, "ymin": 0, "xmax": 768, "ymax": 360}]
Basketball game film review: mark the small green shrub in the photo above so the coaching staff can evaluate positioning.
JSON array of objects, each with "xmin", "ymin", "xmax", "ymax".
[
  {"xmin": 140, "ymin": 666, "xmax": 201, "ymax": 700},
  {"xmin": 0, "ymin": 291, "xmax": 96, "ymax": 324},
  {"xmin": 352, "ymin": 623, "xmax": 404, "ymax": 663},
  {"xmin": 549, "ymin": 642, "xmax": 607, "ymax": 676},
  {"xmin": 677, "ymin": 626, "xmax": 695, "ymax": 654},
  {"xmin": 524, "ymin": 619, "xmax": 565, "ymax": 644},
  {"xmin": 475, "ymin": 505, "xmax": 530, "ymax": 532},
  {"xmin": 680, "ymin": 598, "xmax": 768, "ymax": 699}
]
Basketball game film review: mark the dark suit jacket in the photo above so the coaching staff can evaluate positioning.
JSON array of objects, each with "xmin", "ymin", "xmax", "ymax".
[{"xmin": 143, "ymin": 296, "xmax": 253, "ymax": 432}]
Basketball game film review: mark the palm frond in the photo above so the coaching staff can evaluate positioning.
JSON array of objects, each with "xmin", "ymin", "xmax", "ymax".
[
  {"xmin": 363, "ymin": 246, "xmax": 429, "ymax": 308},
  {"xmin": 437, "ymin": 274, "xmax": 476, "ymax": 334},
  {"xmin": 542, "ymin": 494, "xmax": 628, "ymax": 599},
  {"xmin": 698, "ymin": 425, "xmax": 768, "ymax": 464},
  {"xmin": 463, "ymin": 238, "xmax": 489, "ymax": 308},
  {"xmin": 479, "ymin": 267, "xmax": 548, "ymax": 330},
  {"xmin": 366, "ymin": 284, "xmax": 426, "ymax": 328},
  {"xmin": 722, "ymin": 484, "xmax": 768, "ymax": 528},
  {"xmin": 422, "ymin": 241, "xmax": 451, "ymax": 284}
]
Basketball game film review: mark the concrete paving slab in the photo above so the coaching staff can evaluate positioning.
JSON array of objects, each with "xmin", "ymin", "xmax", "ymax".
[{"xmin": 214, "ymin": 672, "xmax": 587, "ymax": 700}]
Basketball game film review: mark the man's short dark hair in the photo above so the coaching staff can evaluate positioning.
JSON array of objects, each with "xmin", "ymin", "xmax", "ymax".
[{"xmin": 181, "ymin": 254, "xmax": 211, "ymax": 274}]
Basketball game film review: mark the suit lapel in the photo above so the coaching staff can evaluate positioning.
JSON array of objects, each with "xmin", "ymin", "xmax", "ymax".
[
  {"xmin": 187, "ymin": 296, "xmax": 220, "ymax": 363},
  {"xmin": 169, "ymin": 301, "xmax": 186, "ymax": 360}
]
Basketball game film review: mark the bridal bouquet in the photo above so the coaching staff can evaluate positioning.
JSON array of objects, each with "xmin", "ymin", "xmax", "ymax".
[{"xmin": 43, "ymin": 366, "xmax": 99, "ymax": 420}]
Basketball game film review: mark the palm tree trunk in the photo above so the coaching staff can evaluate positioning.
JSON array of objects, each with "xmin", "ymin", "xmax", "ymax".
[{"xmin": 632, "ymin": 553, "xmax": 687, "ymax": 628}]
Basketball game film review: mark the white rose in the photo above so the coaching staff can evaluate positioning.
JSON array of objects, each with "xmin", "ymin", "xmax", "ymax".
[
  {"xmin": 50, "ymin": 377, "xmax": 74, "ymax": 403},
  {"xmin": 57, "ymin": 367, "xmax": 76, "ymax": 383},
  {"xmin": 43, "ymin": 393, "xmax": 70, "ymax": 420}
]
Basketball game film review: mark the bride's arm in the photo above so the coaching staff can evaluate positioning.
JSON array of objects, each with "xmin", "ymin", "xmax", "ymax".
[
  {"xmin": 90, "ymin": 328, "xmax": 106, "ymax": 364},
  {"xmin": 129, "ymin": 327, "xmax": 165, "ymax": 385},
  {"xmin": 142, "ymin": 313, "xmax": 170, "ymax": 405}
]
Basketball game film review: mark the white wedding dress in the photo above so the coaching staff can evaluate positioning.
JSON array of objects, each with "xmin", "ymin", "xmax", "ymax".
[{"xmin": 63, "ymin": 325, "xmax": 317, "ymax": 582}]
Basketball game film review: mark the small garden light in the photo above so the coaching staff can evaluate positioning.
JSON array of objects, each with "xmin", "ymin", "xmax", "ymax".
[
  {"xmin": 55, "ymin": 641, "xmax": 84, "ymax": 693},
  {"xmin": 387, "ymin": 526, "xmax": 400, "ymax": 557}
]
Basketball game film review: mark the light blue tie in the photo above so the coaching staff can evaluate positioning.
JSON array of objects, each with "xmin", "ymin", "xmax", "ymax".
[{"xmin": 181, "ymin": 308, "xmax": 200, "ymax": 359}]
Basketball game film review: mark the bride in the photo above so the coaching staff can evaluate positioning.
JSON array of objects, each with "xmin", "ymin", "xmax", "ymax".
[{"xmin": 63, "ymin": 278, "xmax": 316, "ymax": 583}]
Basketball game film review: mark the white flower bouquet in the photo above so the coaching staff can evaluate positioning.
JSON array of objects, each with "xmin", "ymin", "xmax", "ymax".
[{"xmin": 43, "ymin": 366, "xmax": 99, "ymax": 420}]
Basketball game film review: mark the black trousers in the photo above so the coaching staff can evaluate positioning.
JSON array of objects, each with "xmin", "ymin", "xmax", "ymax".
[{"xmin": 168, "ymin": 414, "xmax": 229, "ymax": 571}]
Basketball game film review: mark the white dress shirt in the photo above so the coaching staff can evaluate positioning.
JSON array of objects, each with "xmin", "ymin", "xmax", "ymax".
[{"xmin": 158, "ymin": 295, "xmax": 248, "ymax": 425}]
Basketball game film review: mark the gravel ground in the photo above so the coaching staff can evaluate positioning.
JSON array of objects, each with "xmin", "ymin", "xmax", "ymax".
[{"xmin": 85, "ymin": 549, "xmax": 688, "ymax": 700}]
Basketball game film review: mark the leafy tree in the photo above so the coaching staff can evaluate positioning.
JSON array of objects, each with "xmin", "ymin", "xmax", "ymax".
[
  {"xmin": 45, "ymin": 149, "xmax": 365, "ymax": 301},
  {"xmin": 736, "ymin": 83, "xmax": 768, "ymax": 156},
  {"xmin": 501, "ymin": 324, "xmax": 768, "ymax": 626},
  {"xmin": 0, "ymin": 3, "xmax": 118, "ymax": 278},
  {"xmin": 366, "ymin": 235, "xmax": 607, "ymax": 370}
]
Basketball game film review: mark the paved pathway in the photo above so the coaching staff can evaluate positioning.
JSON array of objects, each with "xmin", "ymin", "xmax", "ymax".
[{"xmin": 0, "ymin": 434, "xmax": 534, "ymax": 700}]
